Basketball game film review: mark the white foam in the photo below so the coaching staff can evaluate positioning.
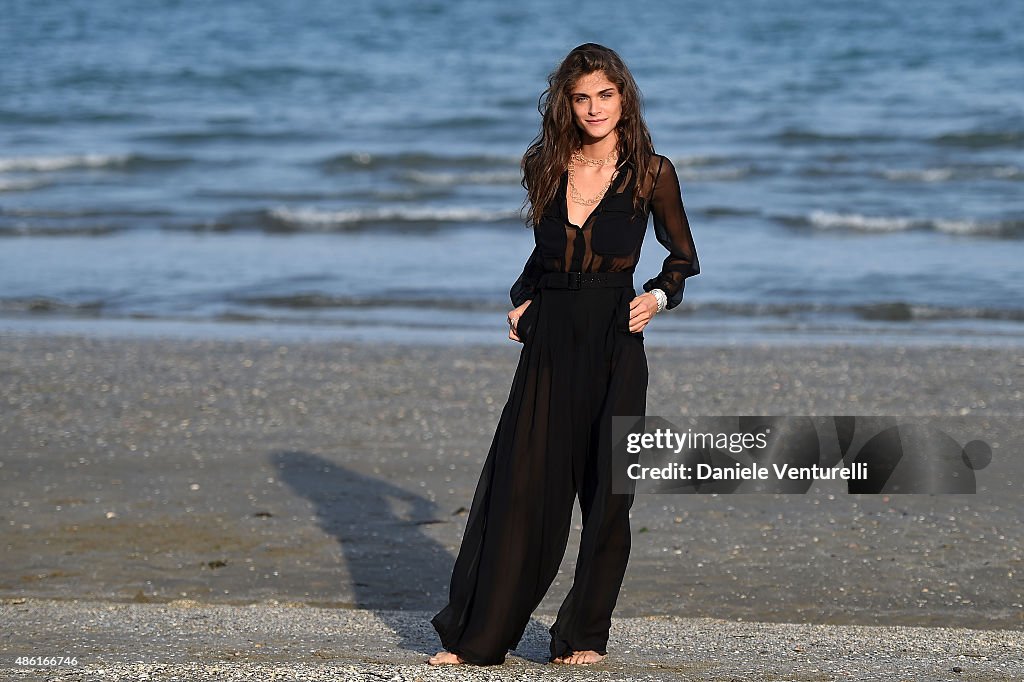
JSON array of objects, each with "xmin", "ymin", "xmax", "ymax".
[
  {"xmin": 268, "ymin": 205, "xmax": 519, "ymax": 227},
  {"xmin": 882, "ymin": 168, "xmax": 955, "ymax": 182},
  {"xmin": 808, "ymin": 210, "xmax": 1011, "ymax": 236},
  {"xmin": 671, "ymin": 154, "xmax": 725, "ymax": 167},
  {"xmin": 992, "ymin": 165, "xmax": 1023, "ymax": 179},
  {"xmin": 404, "ymin": 169, "xmax": 521, "ymax": 185},
  {"xmin": 0, "ymin": 153, "xmax": 132, "ymax": 172},
  {"xmin": 932, "ymin": 218, "xmax": 1006, "ymax": 236},
  {"xmin": 678, "ymin": 166, "xmax": 750, "ymax": 181},
  {"xmin": 809, "ymin": 210, "xmax": 919, "ymax": 232},
  {"xmin": 0, "ymin": 177, "xmax": 50, "ymax": 191},
  {"xmin": 882, "ymin": 165, "xmax": 1022, "ymax": 181}
]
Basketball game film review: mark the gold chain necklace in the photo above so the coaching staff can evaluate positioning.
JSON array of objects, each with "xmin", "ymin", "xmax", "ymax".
[
  {"xmin": 567, "ymin": 148, "xmax": 619, "ymax": 206},
  {"xmin": 572, "ymin": 148, "xmax": 616, "ymax": 167}
]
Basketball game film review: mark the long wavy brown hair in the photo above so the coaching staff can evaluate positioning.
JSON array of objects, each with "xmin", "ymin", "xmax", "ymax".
[{"xmin": 520, "ymin": 43, "xmax": 655, "ymax": 227}]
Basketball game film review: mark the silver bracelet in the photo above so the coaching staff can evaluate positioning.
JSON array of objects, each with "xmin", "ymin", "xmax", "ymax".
[{"xmin": 650, "ymin": 288, "xmax": 667, "ymax": 313}]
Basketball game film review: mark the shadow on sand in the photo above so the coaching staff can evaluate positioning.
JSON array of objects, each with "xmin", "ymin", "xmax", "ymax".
[{"xmin": 270, "ymin": 450, "xmax": 553, "ymax": 664}]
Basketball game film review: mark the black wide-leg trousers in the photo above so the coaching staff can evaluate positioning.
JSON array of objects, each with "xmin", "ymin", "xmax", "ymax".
[{"xmin": 431, "ymin": 276, "xmax": 648, "ymax": 665}]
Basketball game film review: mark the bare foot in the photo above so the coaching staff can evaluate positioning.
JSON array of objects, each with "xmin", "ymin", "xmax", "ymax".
[
  {"xmin": 427, "ymin": 650, "xmax": 465, "ymax": 665},
  {"xmin": 552, "ymin": 650, "xmax": 606, "ymax": 664}
]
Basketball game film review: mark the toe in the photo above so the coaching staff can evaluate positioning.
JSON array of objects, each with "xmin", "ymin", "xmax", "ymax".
[
  {"xmin": 564, "ymin": 650, "xmax": 604, "ymax": 664},
  {"xmin": 427, "ymin": 650, "xmax": 463, "ymax": 666}
]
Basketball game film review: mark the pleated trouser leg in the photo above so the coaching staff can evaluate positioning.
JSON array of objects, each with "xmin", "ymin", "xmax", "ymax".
[
  {"xmin": 547, "ymin": 289, "xmax": 648, "ymax": 659},
  {"xmin": 430, "ymin": 284, "xmax": 647, "ymax": 666}
]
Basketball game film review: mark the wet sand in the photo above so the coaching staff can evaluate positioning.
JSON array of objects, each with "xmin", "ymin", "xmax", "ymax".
[{"xmin": 1, "ymin": 332, "xmax": 1022, "ymax": 677}]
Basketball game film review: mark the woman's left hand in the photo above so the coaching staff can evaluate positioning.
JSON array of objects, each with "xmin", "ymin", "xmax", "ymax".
[{"xmin": 628, "ymin": 292, "xmax": 659, "ymax": 333}]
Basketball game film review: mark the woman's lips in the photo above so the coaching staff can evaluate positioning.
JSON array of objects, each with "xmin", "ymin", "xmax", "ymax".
[{"xmin": 587, "ymin": 119, "xmax": 606, "ymax": 125}]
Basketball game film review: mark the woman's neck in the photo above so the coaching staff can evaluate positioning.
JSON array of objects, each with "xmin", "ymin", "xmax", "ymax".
[{"xmin": 578, "ymin": 132, "xmax": 617, "ymax": 161}]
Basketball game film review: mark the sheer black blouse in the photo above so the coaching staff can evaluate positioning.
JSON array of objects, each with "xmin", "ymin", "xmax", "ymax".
[{"xmin": 510, "ymin": 153, "xmax": 699, "ymax": 311}]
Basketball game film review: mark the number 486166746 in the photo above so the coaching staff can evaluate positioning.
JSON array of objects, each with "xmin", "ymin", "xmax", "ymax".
[{"xmin": 16, "ymin": 656, "xmax": 79, "ymax": 666}]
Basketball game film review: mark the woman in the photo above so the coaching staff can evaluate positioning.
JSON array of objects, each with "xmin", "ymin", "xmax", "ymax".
[{"xmin": 429, "ymin": 42, "xmax": 699, "ymax": 667}]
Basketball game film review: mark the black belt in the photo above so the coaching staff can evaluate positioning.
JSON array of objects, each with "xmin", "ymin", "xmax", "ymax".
[{"xmin": 538, "ymin": 271, "xmax": 633, "ymax": 290}]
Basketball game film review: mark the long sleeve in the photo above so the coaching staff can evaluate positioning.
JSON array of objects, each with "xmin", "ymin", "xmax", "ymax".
[
  {"xmin": 510, "ymin": 244, "xmax": 544, "ymax": 307},
  {"xmin": 642, "ymin": 155, "xmax": 700, "ymax": 310}
]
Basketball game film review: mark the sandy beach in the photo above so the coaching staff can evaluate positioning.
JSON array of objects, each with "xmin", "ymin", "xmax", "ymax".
[
  {"xmin": 1, "ymin": 332, "xmax": 1022, "ymax": 680},
  {"xmin": 2, "ymin": 600, "xmax": 1022, "ymax": 680}
]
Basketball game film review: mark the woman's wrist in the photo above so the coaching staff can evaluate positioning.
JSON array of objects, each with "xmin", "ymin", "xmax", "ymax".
[{"xmin": 649, "ymin": 288, "xmax": 667, "ymax": 313}]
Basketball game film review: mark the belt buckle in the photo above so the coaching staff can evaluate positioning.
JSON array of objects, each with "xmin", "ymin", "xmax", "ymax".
[{"xmin": 567, "ymin": 271, "xmax": 581, "ymax": 290}]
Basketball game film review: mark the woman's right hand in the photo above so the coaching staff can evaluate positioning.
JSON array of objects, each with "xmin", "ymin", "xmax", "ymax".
[{"xmin": 507, "ymin": 299, "xmax": 533, "ymax": 343}]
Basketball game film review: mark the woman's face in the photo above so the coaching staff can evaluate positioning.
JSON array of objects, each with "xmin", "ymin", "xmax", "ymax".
[{"xmin": 569, "ymin": 70, "xmax": 622, "ymax": 142}]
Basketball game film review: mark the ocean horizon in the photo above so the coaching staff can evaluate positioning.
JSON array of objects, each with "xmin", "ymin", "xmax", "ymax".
[{"xmin": 2, "ymin": 0, "xmax": 1022, "ymax": 346}]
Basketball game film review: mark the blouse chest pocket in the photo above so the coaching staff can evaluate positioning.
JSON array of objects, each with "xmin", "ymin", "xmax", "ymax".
[
  {"xmin": 535, "ymin": 211, "xmax": 567, "ymax": 257},
  {"xmin": 591, "ymin": 194, "xmax": 647, "ymax": 256}
]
